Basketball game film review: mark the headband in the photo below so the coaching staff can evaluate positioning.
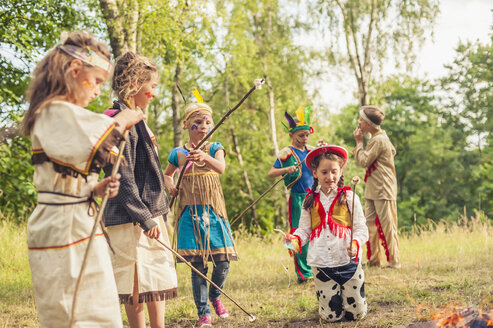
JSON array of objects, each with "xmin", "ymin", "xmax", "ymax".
[
  {"xmin": 183, "ymin": 106, "xmax": 213, "ymax": 122},
  {"xmin": 58, "ymin": 44, "xmax": 112, "ymax": 72},
  {"xmin": 360, "ymin": 109, "xmax": 380, "ymax": 128}
]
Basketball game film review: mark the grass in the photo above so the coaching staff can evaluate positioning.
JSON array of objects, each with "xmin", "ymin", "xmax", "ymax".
[{"xmin": 0, "ymin": 214, "xmax": 492, "ymax": 328}]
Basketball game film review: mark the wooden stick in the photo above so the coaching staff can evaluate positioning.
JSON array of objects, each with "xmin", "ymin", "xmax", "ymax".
[
  {"xmin": 169, "ymin": 79, "xmax": 264, "ymax": 208},
  {"xmin": 155, "ymin": 239, "xmax": 256, "ymax": 322},
  {"xmin": 350, "ymin": 176, "xmax": 361, "ymax": 247},
  {"xmin": 69, "ymin": 130, "xmax": 129, "ymax": 328}
]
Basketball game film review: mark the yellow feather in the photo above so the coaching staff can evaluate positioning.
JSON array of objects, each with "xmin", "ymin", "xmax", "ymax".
[
  {"xmin": 296, "ymin": 106, "xmax": 305, "ymax": 124},
  {"xmin": 192, "ymin": 88, "xmax": 204, "ymax": 103}
]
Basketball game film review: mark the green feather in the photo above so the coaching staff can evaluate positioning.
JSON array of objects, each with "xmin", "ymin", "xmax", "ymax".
[{"xmin": 304, "ymin": 106, "xmax": 311, "ymax": 125}]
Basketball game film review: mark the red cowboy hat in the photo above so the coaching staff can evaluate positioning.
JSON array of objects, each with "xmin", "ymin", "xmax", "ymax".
[{"xmin": 305, "ymin": 144, "xmax": 348, "ymax": 171}]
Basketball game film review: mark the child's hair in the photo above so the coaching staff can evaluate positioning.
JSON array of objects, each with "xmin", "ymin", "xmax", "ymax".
[
  {"xmin": 361, "ymin": 105, "xmax": 385, "ymax": 126},
  {"xmin": 303, "ymin": 153, "xmax": 346, "ymax": 210},
  {"xmin": 112, "ymin": 52, "xmax": 158, "ymax": 104},
  {"xmin": 22, "ymin": 31, "xmax": 111, "ymax": 135},
  {"xmin": 182, "ymin": 102, "xmax": 213, "ymax": 129}
]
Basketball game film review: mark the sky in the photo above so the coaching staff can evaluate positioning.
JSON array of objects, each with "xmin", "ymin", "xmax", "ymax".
[{"xmin": 303, "ymin": 0, "xmax": 493, "ymax": 113}]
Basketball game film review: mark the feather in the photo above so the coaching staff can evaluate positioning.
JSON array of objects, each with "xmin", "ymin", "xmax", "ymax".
[
  {"xmin": 284, "ymin": 112, "xmax": 296, "ymax": 129},
  {"xmin": 281, "ymin": 122, "xmax": 290, "ymax": 132},
  {"xmin": 192, "ymin": 87, "xmax": 204, "ymax": 103},
  {"xmin": 304, "ymin": 106, "xmax": 311, "ymax": 125},
  {"xmin": 296, "ymin": 106, "xmax": 305, "ymax": 124}
]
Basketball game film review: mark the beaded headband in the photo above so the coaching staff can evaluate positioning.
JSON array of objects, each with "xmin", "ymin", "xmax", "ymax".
[{"xmin": 58, "ymin": 44, "xmax": 112, "ymax": 72}]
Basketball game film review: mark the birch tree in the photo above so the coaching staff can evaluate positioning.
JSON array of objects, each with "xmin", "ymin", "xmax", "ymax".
[{"xmin": 313, "ymin": 0, "xmax": 439, "ymax": 106}]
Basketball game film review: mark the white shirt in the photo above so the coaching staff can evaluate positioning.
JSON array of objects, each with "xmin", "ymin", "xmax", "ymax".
[{"xmin": 293, "ymin": 187, "xmax": 369, "ymax": 268}]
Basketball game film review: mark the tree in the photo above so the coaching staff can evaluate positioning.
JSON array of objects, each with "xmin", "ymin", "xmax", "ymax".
[{"xmin": 312, "ymin": 0, "xmax": 439, "ymax": 106}]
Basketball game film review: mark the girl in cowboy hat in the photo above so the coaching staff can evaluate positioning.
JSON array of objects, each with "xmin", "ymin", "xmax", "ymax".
[{"xmin": 284, "ymin": 144, "xmax": 369, "ymax": 322}]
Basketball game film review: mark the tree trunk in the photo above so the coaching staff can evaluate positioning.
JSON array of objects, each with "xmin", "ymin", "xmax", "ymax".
[
  {"xmin": 98, "ymin": 0, "xmax": 125, "ymax": 57},
  {"xmin": 224, "ymin": 77, "xmax": 258, "ymax": 226},
  {"xmin": 98, "ymin": 0, "xmax": 140, "ymax": 58},
  {"xmin": 171, "ymin": 64, "xmax": 183, "ymax": 147},
  {"xmin": 230, "ymin": 127, "xmax": 259, "ymax": 226}
]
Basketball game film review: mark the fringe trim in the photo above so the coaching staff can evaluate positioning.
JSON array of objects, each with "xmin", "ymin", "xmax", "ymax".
[
  {"xmin": 179, "ymin": 174, "xmax": 228, "ymax": 220},
  {"xmin": 119, "ymin": 288, "xmax": 178, "ymax": 305},
  {"xmin": 364, "ymin": 161, "xmax": 378, "ymax": 182},
  {"xmin": 176, "ymin": 253, "xmax": 239, "ymax": 263},
  {"xmin": 310, "ymin": 188, "xmax": 351, "ymax": 241},
  {"xmin": 375, "ymin": 216, "xmax": 390, "ymax": 261},
  {"xmin": 366, "ymin": 240, "xmax": 372, "ymax": 261}
]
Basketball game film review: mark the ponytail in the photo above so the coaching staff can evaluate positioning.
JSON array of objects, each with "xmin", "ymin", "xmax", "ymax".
[
  {"xmin": 303, "ymin": 178, "xmax": 318, "ymax": 210},
  {"xmin": 338, "ymin": 173, "xmax": 347, "ymax": 205}
]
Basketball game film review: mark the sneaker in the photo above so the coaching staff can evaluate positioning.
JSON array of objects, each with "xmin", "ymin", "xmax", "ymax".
[
  {"xmin": 197, "ymin": 315, "xmax": 212, "ymax": 327},
  {"xmin": 211, "ymin": 299, "xmax": 229, "ymax": 318}
]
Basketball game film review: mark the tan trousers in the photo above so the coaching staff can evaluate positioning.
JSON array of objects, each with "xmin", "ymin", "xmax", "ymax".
[{"xmin": 365, "ymin": 199, "xmax": 400, "ymax": 266}]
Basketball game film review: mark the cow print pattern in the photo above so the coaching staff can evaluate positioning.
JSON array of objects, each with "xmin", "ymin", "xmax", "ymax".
[{"xmin": 313, "ymin": 263, "xmax": 367, "ymax": 322}]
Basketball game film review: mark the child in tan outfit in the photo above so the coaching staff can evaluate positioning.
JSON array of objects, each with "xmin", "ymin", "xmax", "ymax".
[{"xmin": 353, "ymin": 106, "xmax": 401, "ymax": 268}]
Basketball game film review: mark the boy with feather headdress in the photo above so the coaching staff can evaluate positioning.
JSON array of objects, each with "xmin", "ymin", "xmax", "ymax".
[{"xmin": 268, "ymin": 106, "xmax": 315, "ymax": 283}]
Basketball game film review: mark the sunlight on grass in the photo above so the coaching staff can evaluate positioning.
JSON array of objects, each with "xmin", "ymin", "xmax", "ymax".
[{"xmin": 1, "ymin": 215, "xmax": 491, "ymax": 327}]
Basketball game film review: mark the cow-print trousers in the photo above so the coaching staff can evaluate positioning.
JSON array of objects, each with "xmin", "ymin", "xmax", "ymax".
[{"xmin": 313, "ymin": 260, "xmax": 367, "ymax": 322}]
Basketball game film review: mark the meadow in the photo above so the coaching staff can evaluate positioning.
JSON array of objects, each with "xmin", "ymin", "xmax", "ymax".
[{"xmin": 1, "ymin": 213, "xmax": 491, "ymax": 328}]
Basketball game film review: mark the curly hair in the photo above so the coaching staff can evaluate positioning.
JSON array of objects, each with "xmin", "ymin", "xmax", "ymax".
[
  {"xmin": 112, "ymin": 52, "xmax": 158, "ymax": 104},
  {"xmin": 23, "ymin": 31, "xmax": 111, "ymax": 135}
]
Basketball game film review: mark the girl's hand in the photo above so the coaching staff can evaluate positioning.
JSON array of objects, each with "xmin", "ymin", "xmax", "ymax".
[
  {"xmin": 144, "ymin": 224, "xmax": 161, "ymax": 239},
  {"xmin": 93, "ymin": 173, "xmax": 121, "ymax": 198},
  {"xmin": 186, "ymin": 149, "xmax": 207, "ymax": 163},
  {"xmin": 347, "ymin": 241, "xmax": 358, "ymax": 257},
  {"xmin": 115, "ymin": 108, "xmax": 146, "ymax": 131},
  {"xmin": 353, "ymin": 127, "xmax": 364, "ymax": 143},
  {"xmin": 167, "ymin": 184, "xmax": 179, "ymax": 197}
]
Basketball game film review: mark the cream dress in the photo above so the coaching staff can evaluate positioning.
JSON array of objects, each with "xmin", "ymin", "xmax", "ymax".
[{"xmin": 27, "ymin": 101, "xmax": 123, "ymax": 327}]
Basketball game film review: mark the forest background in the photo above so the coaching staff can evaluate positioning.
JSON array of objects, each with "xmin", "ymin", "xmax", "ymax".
[{"xmin": 0, "ymin": 0, "xmax": 491, "ymax": 232}]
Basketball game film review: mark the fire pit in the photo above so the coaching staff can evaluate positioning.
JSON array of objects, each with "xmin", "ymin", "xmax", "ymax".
[{"xmin": 394, "ymin": 307, "xmax": 493, "ymax": 328}]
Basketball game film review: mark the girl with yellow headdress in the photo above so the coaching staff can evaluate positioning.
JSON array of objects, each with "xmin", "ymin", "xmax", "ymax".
[{"xmin": 164, "ymin": 98, "xmax": 238, "ymax": 328}]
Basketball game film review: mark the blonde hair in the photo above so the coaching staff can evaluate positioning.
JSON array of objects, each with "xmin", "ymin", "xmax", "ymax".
[
  {"xmin": 182, "ymin": 102, "xmax": 213, "ymax": 129},
  {"xmin": 361, "ymin": 105, "xmax": 385, "ymax": 126},
  {"xmin": 22, "ymin": 31, "xmax": 111, "ymax": 135},
  {"xmin": 112, "ymin": 52, "xmax": 158, "ymax": 104}
]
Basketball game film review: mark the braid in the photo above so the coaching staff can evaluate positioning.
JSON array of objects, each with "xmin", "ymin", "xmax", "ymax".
[
  {"xmin": 303, "ymin": 178, "xmax": 318, "ymax": 209},
  {"xmin": 338, "ymin": 173, "xmax": 347, "ymax": 205}
]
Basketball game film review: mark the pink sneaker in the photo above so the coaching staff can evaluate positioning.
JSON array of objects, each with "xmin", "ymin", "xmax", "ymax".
[
  {"xmin": 211, "ymin": 299, "xmax": 229, "ymax": 318},
  {"xmin": 197, "ymin": 314, "xmax": 211, "ymax": 327}
]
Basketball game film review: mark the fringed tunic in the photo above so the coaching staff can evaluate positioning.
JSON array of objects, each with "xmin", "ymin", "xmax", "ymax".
[
  {"xmin": 27, "ymin": 101, "xmax": 123, "ymax": 327},
  {"xmin": 168, "ymin": 142, "xmax": 238, "ymax": 265}
]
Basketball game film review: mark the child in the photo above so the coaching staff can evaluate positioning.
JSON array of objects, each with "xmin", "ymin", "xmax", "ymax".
[
  {"xmin": 284, "ymin": 144, "xmax": 369, "ymax": 322},
  {"xmin": 22, "ymin": 31, "xmax": 143, "ymax": 327},
  {"xmin": 353, "ymin": 105, "xmax": 400, "ymax": 268},
  {"xmin": 268, "ymin": 107, "xmax": 314, "ymax": 283},
  {"xmin": 164, "ymin": 101, "xmax": 238, "ymax": 328},
  {"xmin": 102, "ymin": 52, "xmax": 178, "ymax": 328}
]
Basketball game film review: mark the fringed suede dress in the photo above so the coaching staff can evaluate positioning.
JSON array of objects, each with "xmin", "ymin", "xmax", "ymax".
[
  {"xmin": 27, "ymin": 101, "xmax": 123, "ymax": 327},
  {"xmin": 168, "ymin": 142, "xmax": 238, "ymax": 265}
]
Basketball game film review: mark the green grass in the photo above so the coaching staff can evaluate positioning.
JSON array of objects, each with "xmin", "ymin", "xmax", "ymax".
[{"xmin": 1, "ymin": 215, "xmax": 492, "ymax": 327}]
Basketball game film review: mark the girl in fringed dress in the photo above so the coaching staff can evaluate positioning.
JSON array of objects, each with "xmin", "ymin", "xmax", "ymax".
[
  {"xmin": 22, "ymin": 31, "xmax": 143, "ymax": 327},
  {"xmin": 103, "ymin": 52, "xmax": 178, "ymax": 328},
  {"xmin": 164, "ymin": 100, "xmax": 238, "ymax": 328},
  {"xmin": 284, "ymin": 144, "xmax": 369, "ymax": 322}
]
